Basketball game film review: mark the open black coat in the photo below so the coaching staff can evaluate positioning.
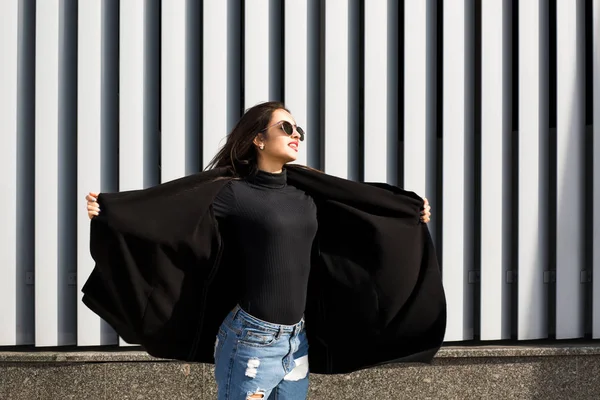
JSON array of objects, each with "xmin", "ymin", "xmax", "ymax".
[{"xmin": 82, "ymin": 165, "xmax": 446, "ymax": 374}]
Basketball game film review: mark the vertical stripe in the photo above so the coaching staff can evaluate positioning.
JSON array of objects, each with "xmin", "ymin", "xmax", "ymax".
[
  {"xmin": 306, "ymin": 0, "xmax": 323, "ymax": 169},
  {"xmin": 364, "ymin": 0, "xmax": 389, "ymax": 183},
  {"xmin": 404, "ymin": 0, "xmax": 437, "ymax": 243},
  {"xmin": 16, "ymin": 0, "xmax": 36, "ymax": 346},
  {"xmin": 0, "ymin": 0, "xmax": 598, "ymax": 349},
  {"xmin": 284, "ymin": 0, "xmax": 309, "ymax": 167},
  {"xmin": 203, "ymin": 0, "xmax": 242, "ymax": 168},
  {"xmin": 403, "ymin": 0, "xmax": 436, "ymax": 247},
  {"xmin": 518, "ymin": 0, "xmax": 549, "ymax": 340},
  {"xmin": 161, "ymin": 1, "xmax": 187, "ymax": 181},
  {"xmin": 404, "ymin": 0, "xmax": 428, "ymax": 192},
  {"xmin": 442, "ymin": 0, "xmax": 475, "ymax": 341},
  {"xmin": 35, "ymin": 0, "xmax": 61, "ymax": 347},
  {"xmin": 324, "ymin": 0, "xmax": 350, "ymax": 179},
  {"xmin": 185, "ymin": 0, "xmax": 201, "ymax": 174},
  {"xmin": 77, "ymin": 0, "xmax": 104, "ymax": 346},
  {"xmin": 202, "ymin": 0, "xmax": 229, "ymax": 167},
  {"xmin": 119, "ymin": 0, "xmax": 145, "ymax": 191},
  {"xmin": 592, "ymin": 0, "xmax": 600, "ymax": 339},
  {"xmin": 0, "ymin": 0, "xmax": 19, "ymax": 346},
  {"xmin": 35, "ymin": 0, "xmax": 77, "ymax": 347},
  {"xmin": 99, "ymin": 0, "xmax": 120, "ymax": 344},
  {"xmin": 119, "ymin": 0, "xmax": 151, "ymax": 346},
  {"xmin": 480, "ymin": 0, "xmax": 512, "ymax": 340},
  {"xmin": 555, "ymin": 0, "xmax": 585, "ymax": 339},
  {"xmin": 245, "ymin": 0, "xmax": 271, "ymax": 107}
]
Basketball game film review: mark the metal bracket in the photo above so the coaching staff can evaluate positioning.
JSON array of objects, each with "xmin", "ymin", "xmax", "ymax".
[
  {"xmin": 580, "ymin": 270, "xmax": 592, "ymax": 283},
  {"xmin": 506, "ymin": 270, "xmax": 517, "ymax": 283},
  {"xmin": 544, "ymin": 270, "xmax": 556, "ymax": 284},
  {"xmin": 67, "ymin": 272, "xmax": 77, "ymax": 286},
  {"xmin": 468, "ymin": 270, "xmax": 480, "ymax": 284},
  {"xmin": 25, "ymin": 271, "xmax": 34, "ymax": 285}
]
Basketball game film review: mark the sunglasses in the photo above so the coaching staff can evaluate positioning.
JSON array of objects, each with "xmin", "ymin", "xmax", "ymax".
[{"xmin": 261, "ymin": 120, "xmax": 305, "ymax": 141}]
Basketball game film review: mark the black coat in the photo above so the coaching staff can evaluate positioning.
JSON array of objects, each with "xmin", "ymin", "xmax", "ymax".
[{"xmin": 82, "ymin": 165, "xmax": 446, "ymax": 374}]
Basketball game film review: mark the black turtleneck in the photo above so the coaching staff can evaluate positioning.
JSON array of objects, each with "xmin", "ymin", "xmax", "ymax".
[{"xmin": 212, "ymin": 169, "xmax": 318, "ymax": 325}]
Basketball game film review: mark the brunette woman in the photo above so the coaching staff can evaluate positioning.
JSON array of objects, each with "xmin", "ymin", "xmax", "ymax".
[{"xmin": 86, "ymin": 102, "xmax": 434, "ymax": 400}]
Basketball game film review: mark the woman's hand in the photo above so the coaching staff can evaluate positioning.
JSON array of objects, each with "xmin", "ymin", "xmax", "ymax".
[
  {"xmin": 420, "ymin": 198, "xmax": 431, "ymax": 223},
  {"xmin": 86, "ymin": 192, "xmax": 100, "ymax": 219}
]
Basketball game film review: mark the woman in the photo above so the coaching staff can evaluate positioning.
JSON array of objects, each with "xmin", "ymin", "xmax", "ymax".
[{"xmin": 85, "ymin": 102, "xmax": 438, "ymax": 400}]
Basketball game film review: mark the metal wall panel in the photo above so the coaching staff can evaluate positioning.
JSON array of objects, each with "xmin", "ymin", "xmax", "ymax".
[
  {"xmin": 0, "ymin": 0, "xmax": 19, "ymax": 346},
  {"xmin": 480, "ymin": 0, "xmax": 512, "ymax": 340},
  {"xmin": 119, "ymin": 0, "xmax": 146, "ymax": 192},
  {"xmin": 245, "ymin": 0, "xmax": 273, "ymax": 107},
  {"xmin": 35, "ymin": 0, "xmax": 61, "ymax": 348},
  {"xmin": 77, "ymin": 0, "xmax": 104, "ymax": 346},
  {"xmin": 593, "ymin": 0, "xmax": 600, "ymax": 339},
  {"xmin": 305, "ymin": 0, "xmax": 322, "ymax": 169},
  {"xmin": 324, "ymin": 0, "xmax": 351, "ymax": 179},
  {"xmin": 442, "ymin": 0, "xmax": 475, "ymax": 341},
  {"xmin": 555, "ymin": 0, "xmax": 586, "ymax": 339},
  {"xmin": 0, "ymin": 0, "xmax": 597, "ymax": 349},
  {"xmin": 15, "ymin": 0, "xmax": 36, "ymax": 346},
  {"xmin": 404, "ymin": 0, "xmax": 428, "ymax": 192},
  {"xmin": 284, "ymin": 0, "xmax": 308, "ymax": 167},
  {"xmin": 365, "ymin": 0, "xmax": 390, "ymax": 183},
  {"xmin": 518, "ymin": 0, "xmax": 549, "ymax": 340},
  {"xmin": 202, "ymin": 0, "xmax": 229, "ymax": 168},
  {"xmin": 119, "ymin": 0, "xmax": 162, "ymax": 346},
  {"xmin": 403, "ymin": 0, "xmax": 437, "ymax": 244},
  {"xmin": 35, "ymin": 0, "xmax": 77, "ymax": 347},
  {"xmin": 202, "ymin": 0, "xmax": 242, "ymax": 168},
  {"xmin": 161, "ymin": 1, "xmax": 188, "ymax": 181}
]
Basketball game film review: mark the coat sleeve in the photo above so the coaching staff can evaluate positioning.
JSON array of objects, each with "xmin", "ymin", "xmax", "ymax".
[
  {"xmin": 82, "ymin": 172, "xmax": 230, "ymax": 349},
  {"xmin": 286, "ymin": 165, "xmax": 445, "ymax": 373}
]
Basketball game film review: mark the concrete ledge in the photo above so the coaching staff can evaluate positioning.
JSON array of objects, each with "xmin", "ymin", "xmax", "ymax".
[{"xmin": 1, "ymin": 345, "xmax": 600, "ymax": 399}]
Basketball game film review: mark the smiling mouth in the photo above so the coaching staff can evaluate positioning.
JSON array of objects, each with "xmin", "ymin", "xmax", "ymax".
[{"xmin": 289, "ymin": 143, "xmax": 299, "ymax": 151}]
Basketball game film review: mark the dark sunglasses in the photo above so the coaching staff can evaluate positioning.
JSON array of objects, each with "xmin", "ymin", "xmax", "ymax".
[{"xmin": 261, "ymin": 120, "xmax": 305, "ymax": 141}]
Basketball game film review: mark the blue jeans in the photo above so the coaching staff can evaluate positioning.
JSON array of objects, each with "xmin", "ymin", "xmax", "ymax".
[{"xmin": 214, "ymin": 305, "xmax": 309, "ymax": 399}]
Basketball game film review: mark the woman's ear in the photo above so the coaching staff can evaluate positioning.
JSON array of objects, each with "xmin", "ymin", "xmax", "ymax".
[{"xmin": 253, "ymin": 134, "xmax": 265, "ymax": 150}]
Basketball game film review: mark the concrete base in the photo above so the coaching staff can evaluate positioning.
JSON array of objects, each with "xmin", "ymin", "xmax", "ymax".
[{"xmin": 1, "ymin": 345, "xmax": 600, "ymax": 399}]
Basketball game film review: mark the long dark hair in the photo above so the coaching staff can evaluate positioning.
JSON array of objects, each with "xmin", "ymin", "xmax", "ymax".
[{"xmin": 205, "ymin": 101, "xmax": 290, "ymax": 177}]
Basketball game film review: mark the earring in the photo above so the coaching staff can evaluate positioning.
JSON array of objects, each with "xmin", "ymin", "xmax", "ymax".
[{"xmin": 259, "ymin": 144, "xmax": 264, "ymax": 150}]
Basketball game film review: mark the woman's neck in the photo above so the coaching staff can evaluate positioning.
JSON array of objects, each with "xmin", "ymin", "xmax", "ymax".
[{"xmin": 257, "ymin": 159, "xmax": 284, "ymax": 174}]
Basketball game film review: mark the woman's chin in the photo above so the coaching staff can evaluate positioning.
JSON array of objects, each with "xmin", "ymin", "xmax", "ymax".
[{"xmin": 282, "ymin": 152, "xmax": 298, "ymax": 163}]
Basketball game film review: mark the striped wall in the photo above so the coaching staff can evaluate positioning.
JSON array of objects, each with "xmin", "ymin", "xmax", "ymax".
[{"xmin": 0, "ymin": 0, "xmax": 599, "ymax": 348}]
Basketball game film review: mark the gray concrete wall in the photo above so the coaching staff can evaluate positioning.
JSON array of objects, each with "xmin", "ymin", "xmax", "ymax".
[{"xmin": 1, "ymin": 346, "xmax": 600, "ymax": 399}]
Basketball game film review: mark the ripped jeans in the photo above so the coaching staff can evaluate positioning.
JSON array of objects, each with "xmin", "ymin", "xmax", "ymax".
[{"xmin": 214, "ymin": 305, "xmax": 309, "ymax": 400}]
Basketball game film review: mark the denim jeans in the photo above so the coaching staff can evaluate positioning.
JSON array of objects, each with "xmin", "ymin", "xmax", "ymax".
[{"xmin": 214, "ymin": 305, "xmax": 309, "ymax": 399}]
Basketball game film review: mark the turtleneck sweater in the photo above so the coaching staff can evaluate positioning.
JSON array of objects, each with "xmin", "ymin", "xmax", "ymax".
[{"xmin": 212, "ymin": 169, "xmax": 318, "ymax": 325}]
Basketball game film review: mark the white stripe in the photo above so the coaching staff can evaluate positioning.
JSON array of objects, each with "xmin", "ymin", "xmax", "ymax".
[
  {"xmin": 517, "ymin": 0, "xmax": 549, "ymax": 340},
  {"xmin": 480, "ymin": 0, "xmax": 512, "ymax": 340},
  {"xmin": 0, "ymin": 0, "xmax": 19, "ymax": 346},
  {"xmin": 555, "ymin": 0, "xmax": 585, "ymax": 339}
]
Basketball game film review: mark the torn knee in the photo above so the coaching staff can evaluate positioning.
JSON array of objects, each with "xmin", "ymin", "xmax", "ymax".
[{"xmin": 246, "ymin": 388, "xmax": 265, "ymax": 399}]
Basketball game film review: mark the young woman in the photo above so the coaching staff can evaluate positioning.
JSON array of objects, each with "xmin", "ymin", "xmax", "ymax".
[{"xmin": 85, "ymin": 101, "xmax": 435, "ymax": 400}]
